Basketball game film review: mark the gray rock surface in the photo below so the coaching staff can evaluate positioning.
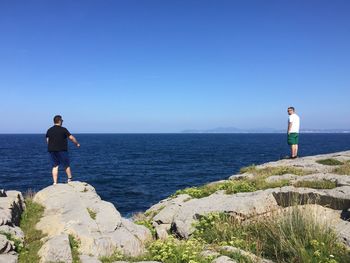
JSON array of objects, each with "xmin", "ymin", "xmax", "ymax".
[
  {"xmin": 212, "ymin": 256, "xmax": 237, "ymax": 263},
  {"xmin": 0, "ymin": 190, "xmax": 25, "ymax": 227},
  {"xmin": 172, "ymin": 190, "xmax": 278, "ymax": 238},
  {"xmin": 38, "ymin": 234, "xmax": 73, "ymax": 263},
  {"xmin": 148, "ymin": 150, "xmax": 350, "ymax": 245},
  {"xmin": 0, "ymin": 190, "xmax": 25, "ymax": 262},
  {"xmin": 34, "ymin": 182, "xmax": 152, "ymax": 259},
  {"xmin": 80, "ymin": 254, "xmax": 102, "ymax": 263},
  {"xmin": 0, "ymin": 234, "xmax": 14, "ymax": 254},
  {"xmin": 221, "ymin": 246, "xmax": 274, "ymax": 263},
  {"xmin": 0, "ymin": 253, "xmax": 18, "ymax": 263},
  {"xmin": 0, "ymin": 225, "xmax": 24, "ymax": 242}
]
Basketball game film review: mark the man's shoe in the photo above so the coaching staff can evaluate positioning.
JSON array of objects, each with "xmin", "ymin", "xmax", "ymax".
[{"xmin": 67, "ymin": 177, "xmax": 73, "ymax": 183}]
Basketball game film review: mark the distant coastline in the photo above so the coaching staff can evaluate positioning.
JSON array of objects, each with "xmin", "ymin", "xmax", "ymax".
[{"xmin": 181, "ymin": 127, "xmax": 350, "ymax": 134}]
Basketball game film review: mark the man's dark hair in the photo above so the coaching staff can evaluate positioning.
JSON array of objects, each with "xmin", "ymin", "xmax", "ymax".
[
  {"xmin": 53, "ymin": 115, "xmax": 62, "ymax": 124},
  {"xmin": 288, "ymin": 106, "xmax": 295, "ymax": 111}
]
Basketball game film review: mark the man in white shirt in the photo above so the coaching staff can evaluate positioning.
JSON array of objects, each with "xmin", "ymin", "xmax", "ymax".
[{"xmin": 287, "ymin": 107, "xmax": 300, "ymax": 159}]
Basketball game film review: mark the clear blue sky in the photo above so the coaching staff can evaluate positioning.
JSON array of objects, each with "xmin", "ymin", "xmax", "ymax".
[{"xmin": 1, "ymin": 0, "xmax": 349, "ymax": 133}]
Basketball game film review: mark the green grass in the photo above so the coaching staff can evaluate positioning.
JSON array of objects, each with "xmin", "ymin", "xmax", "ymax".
[
  {"xmin": 69, "ymin": 234, "xmax": 81, "ymax": 263},
  {"xmin": 192, "ymin": 209, "xmax": 350, "ymax": 263},
  {"xmin": 240, "ymin": 165, "xmax": 309, "ymax": 176},
  {"xmin": 293, "ymin": 180, "xmax": 337, "ymax": 189},
  {"xmin": 18, "ymin": 199, "xmax": 46, "ymax": 263},
  {"xmin": 333, "ymin": 162, "xmax": 350, "ymax": 175},
  {"xmin": 87, "ymin": 208, "xmax": 96, "ymax": 220},
  {"xmin": 100, "ymin": 237, "xmax": 215, "ymax": 263},
  {"xmin": 173, "ymin": 165, "xmax": 306, "ymax": 198},
  {"xmin": 316, "ymin": 159, "xmax": 344, "ymax": 166}
]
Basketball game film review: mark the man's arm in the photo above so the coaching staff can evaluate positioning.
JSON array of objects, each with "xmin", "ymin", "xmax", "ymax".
[
  {"xmin": 288, "ymin": 122, "xmax": 292, "ymax": 134},
  {"xmin": 69, "ymin": 135, "xmax": 80, "ymax": 147}
]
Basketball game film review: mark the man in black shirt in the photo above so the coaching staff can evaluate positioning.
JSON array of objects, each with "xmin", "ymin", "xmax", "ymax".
[{"xmin": 46, "ymin": 115, "xmax": 80, "ymax": 185}]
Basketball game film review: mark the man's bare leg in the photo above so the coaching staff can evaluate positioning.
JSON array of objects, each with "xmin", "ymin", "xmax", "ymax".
[
  {"xmin": 52, "ymin": 166, "xmax": 59, "ymax": 184},
  {"xmin": 291, "ymin": 145, "xmax": 298, "ymax": 158},
  {"xmin": 65, "ymin": 166, "xmax": 73, "ymax": 181}
]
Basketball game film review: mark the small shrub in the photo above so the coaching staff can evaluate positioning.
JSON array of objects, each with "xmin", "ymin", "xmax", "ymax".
[
  {"xmin": 293, "ymin": 180, "xmax": 337, "ymax": 189},
  {"xmin": 18, "ymin": 199, "xmax": 46, "ymax": 263},
  {"xmin": 148, "ymin": 236, "xmax": 214, "ymax": 263},
  {"xmin": 69, "ymin": 234, "xmax": 81, "ymax": 263},
  {"xmin": 100, "ymin": 250, "xmax": 126, "ymax": 262},
  {"xmin": 316, "ymin": 159, "xmax": 344, "ymax": 166},
  {"xmin": 87, "ymin": 208, "xmax": 96, "ymax": 220}
]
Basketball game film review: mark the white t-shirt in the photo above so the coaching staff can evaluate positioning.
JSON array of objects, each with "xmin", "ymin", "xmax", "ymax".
[{"xmin": 288, "ymin": 113, "xmax": 300, "ymax": 133}]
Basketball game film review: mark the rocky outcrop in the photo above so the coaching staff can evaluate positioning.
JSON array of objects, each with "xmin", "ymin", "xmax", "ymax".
[
  {"xmin": 171, "ymin": 190, "xmax": 278, "ymax": 238},
  {"xmin": 146, "ymin": 150, "xmax": 350, "ymax": 245},
  {"xmin": 33, "ymin": 182, "xmax": 152, "ymax": 263},
  {"xmin": 0, "ymin": 189, "xmax": 25, "ymax": 263}
]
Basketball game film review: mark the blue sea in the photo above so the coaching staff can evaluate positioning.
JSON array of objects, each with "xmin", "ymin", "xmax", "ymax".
[{"xmin": 1, "ymin": 133, "xmax": 350, "ymax": 217}]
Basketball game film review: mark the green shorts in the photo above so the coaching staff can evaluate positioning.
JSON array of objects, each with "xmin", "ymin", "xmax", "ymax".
[{"xmin": 288, "ymin": 133, "xmax": 299, "ymax": 145}]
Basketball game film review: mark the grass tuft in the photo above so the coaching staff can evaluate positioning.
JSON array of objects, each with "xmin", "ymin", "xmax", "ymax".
[
  {"xmin": 18, "ymin": 199, "xmax": 46, "ymax": 263},
  {"xmin": 316, "ymin": 159, "xmax": 344, "ymax": 166},
  {"xmin": 87, "ymin": 208, "xmax": 96, "ymax": 220},
  {"xmin": 240, "ymin": 165, "xmax": 308, "ymax": 176},
  {"xmin": 69, "ymin": 234, "xmax": 81, "ymax": 263},
  {"xmin": 333, "ymin": 161, "xmax": 350, "ymax": 175},
  {"xmin": 192, "ymin": 208, "xmax": 350, "ymax": 263},
  {"xmin": 293, "ymin": 180, "xmax": 337, "ymax": 189}
]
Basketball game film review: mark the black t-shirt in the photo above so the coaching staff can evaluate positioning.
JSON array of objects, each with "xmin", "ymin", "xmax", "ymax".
[{"xmin": 46, "ymin": 126, "xmax": 71, "ymax": 152}]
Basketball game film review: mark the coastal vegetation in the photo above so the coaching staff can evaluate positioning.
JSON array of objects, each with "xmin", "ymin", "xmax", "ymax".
[
  {"xmin": 192, "ymin": 209, "xmax": 350, "ymax": 263},
  {"xmin": 293, "ymin": 180, "xmax": 337, "ymax": 189},
  {"xmin": 316, "ymin": 158, "xmax": 344, "ymax": 166},
  {"xmin": 17, "ymin": 198, "xmax": 46, "ymax": 263},
  {"xmin": 69, "ymin": 234, "xmax": 81, "ymax": 263},
  {"xmin": 333, "ymin": 160, "xmax": 350, "ymax": 175},
  {"xmin": 87, "ymin": 208, "xmax": 97, "ymax": 220},
  {"xmin": 102, "ymin": 205, "xmax": 350, "ymax": 263},
  {"xmin": 239, "ymin": 165, "xmax": 309, "ymax": 176},
  {"xmin": 173, "ymin": 165, "xmax": 316, "ymax": 198}
]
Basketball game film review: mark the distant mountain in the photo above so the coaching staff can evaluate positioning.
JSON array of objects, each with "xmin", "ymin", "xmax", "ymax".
[{"xmin": 181, "ymin": 127, "xmax": 350, "ymax": 134}]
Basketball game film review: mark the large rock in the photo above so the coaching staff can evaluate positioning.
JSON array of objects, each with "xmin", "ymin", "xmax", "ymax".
[
  {"xmin": 272, "ymin": 186, "xmax": 350, "ymax": 210},
  {"xmin": 171, "ymin": 190, "xmax": 279, "ymax": 238},
  {"xmin": 212, "ymin": 256, "xmax": 237, "ymax": 263},
  {"xmin": 33, "ymin": 182, "xmax": 152, "ymax": 260},
  {"xmin": 38, "ymin": 234, "xmax": 73, "ymax": 263},
  {"xmin": 0, "ymin": 191, "xmax": 25, "ymax": 227},
  {"xmin": 0, "ymin": 225, "xmax": 24, "ymax": 242},
  {"xmin": 0, "ymin": 234, "xmax": 14, "ymax": 254},
  {"xmin": 0, "ymin": 190, "xmax": 25, "ymax": 262}
]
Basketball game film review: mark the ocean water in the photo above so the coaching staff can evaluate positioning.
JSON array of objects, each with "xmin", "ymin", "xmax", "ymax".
[{"xmin": 1, "ymin": 133, "xmax": 350, "ymax": 217}]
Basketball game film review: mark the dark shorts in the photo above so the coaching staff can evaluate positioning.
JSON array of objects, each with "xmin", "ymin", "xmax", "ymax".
[
  {"xmin": 288, "ymin": 133, "xmax": 299, "ymax": 145},
  {"xmin": 49, "ymin": 151, "xmax": 70, "ymax": 168}
]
